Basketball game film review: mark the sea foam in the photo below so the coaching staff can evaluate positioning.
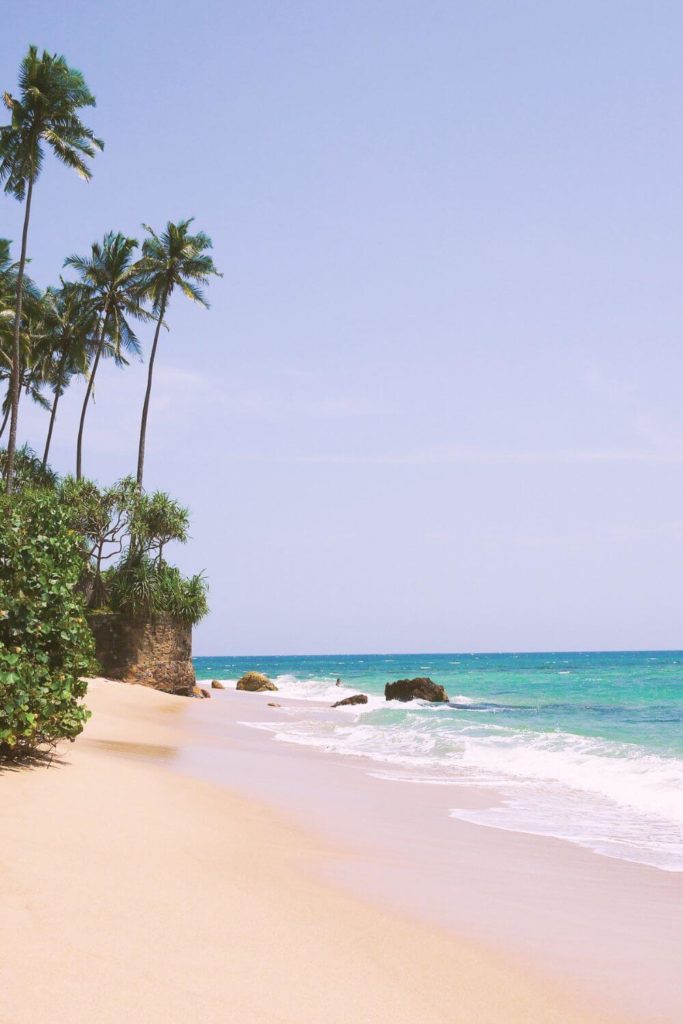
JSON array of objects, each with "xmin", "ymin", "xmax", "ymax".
[{"xmin": 238, "ymin": 678, "xmax": 683, "ymax": 872}]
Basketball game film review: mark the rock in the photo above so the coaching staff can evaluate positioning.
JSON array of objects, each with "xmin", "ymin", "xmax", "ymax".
[
  {"xmin": 236, "ymin": 671, "xmax": 278, "ymax": 693},
  {"xmin": 267, "ymin": 702, "xmax": 281, "ymax": 708},
  {"xmin": 192, "ymin": 686, "xmax": 211, "ymax": 699},
  {"xmin": 211, "ymin": 679, "xmax": 225, "ymax": 689},
  {"xmin": 331, "ymin": 693, "xmax": 368, "ymax": 708},
  {"xmin": 384, "ymin": 677, "xmax": 449, "ymax": 703}
]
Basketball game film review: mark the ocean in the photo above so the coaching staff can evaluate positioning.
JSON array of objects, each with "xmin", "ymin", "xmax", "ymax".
[{"xmin": 194, "ymin": 651, "xmax": 683, "ymax": 872}]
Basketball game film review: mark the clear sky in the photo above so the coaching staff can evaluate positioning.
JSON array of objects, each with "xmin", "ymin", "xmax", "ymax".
[{"xmin": 3, "ymin": 2, "xmax": 683, "ymax": 654}]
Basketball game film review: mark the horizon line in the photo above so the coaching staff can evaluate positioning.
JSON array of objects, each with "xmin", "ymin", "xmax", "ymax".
[{"xmin": 192, "ymin": 647, "xmax": 683, "ymax": 659}]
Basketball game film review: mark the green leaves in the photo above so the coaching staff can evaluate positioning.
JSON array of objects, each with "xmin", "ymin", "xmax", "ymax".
[
  {"xmin": 106, "ymin": 558, "xmax": 208, "ymax": 625},
  {"xmin": 56, "ymin": 474, "xmax": 207, "ymax": 623},
  {"xmin": 0, "ymin": 46, "xmax": 103, "ymax": 199},
  {"xmin": 137, "ymin": 218, "xmax": 221, "ymax": 313},
  {"xmin": 0, "ymin": 488, "xmax": 96, "ymax": 756}
]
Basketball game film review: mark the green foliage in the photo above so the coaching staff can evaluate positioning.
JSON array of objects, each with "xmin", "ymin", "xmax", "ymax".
[
  {"xmin": 59, "ymin": 475, "xmax": 136, "ymax": 606},
  {"xmin": 134, "ymin": 219, "xmax": 221, "ymax": 487},
  {"xmin": 106, "ymin": 557, "xmax": 208, "ymax": 625},
  {"xmin": 60, "ymin": 475, "xmax": 136, "ymax": 557},
  {"xmin": 130, "ymin": 489, "xmax": 189, "ymax": 563},
  {"xmin": 57, "ymin": 475, "xmax": 207, "ymax": 623},
  {"xmin": 0, "ymin": 238, "xmax": 45, "ymax": 419},
  {"xmin": 41, "ymin": 281, "xmax": 98, "ymax": 395},
  {"xmin": 137, "ymin": 218, "xmax": 221, "ymax": 313},
  {"xmin": 0, "ymin": 488, "xmax": 96, "ymax": 755},
  {"xmin": 0, "ymin": 444, "xmax": 58, "ymax": 491},
  {"xmin": 0, "ymin": 45, "xmax": 103, "ymax": 200},
  {"xmin": 64, "ymin": 231, "xmax": 147, "ymax": 363}
]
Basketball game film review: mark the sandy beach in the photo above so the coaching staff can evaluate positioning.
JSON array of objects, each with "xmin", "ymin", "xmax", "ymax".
[
  {"xmin": 0, "ymin": 678, "xmax": 636, "ymax": 1024},
  {"xmin": 182, "ymin": 682, "xmax": 683, "ymax": 1024}
]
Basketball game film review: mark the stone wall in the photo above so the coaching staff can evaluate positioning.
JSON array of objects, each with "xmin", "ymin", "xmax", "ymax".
[{"xmin": 87, "ymin": 611, "xmax": 195, "ymax": 696}]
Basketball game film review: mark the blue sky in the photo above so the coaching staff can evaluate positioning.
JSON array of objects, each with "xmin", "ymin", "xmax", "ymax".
[{"xmin": 3, "ymin": 2, "xmax": 683, "ymax": 654}]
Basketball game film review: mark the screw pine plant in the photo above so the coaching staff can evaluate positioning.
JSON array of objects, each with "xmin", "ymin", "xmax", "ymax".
[{"xmin": 57, "ymin": 475, "xmax": 208, "ymax": 625}]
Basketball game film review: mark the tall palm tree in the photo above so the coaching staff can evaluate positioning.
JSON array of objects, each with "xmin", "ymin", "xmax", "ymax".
[
  {"xmin": 65, "ymin": 232, "xmax": 144, "ymax": 480},
  {"xmin": 0, "ymin": 326, "xmax": 51, "ymax": 440},
  {"xmin": 135, "ymin": 219, "xmax": 220, "ymax": 487},
  {"xmin": 40, "ymin": 281, "xmax": 98, "ymax": 467},
  {"xmin": 0, "ymin": 239, "xmax": 43, "ymax": 440},
  {"xmin": 0, "ymin": 46, "xmax": 103, "ymax": 492},
  {"xmin": 0, "ymin": 239, "xmax": 16, "ymax": 433}
]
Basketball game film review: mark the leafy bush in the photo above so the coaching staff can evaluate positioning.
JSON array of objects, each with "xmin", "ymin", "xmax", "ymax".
[
  {"xmin": 0, "ymin": 444, "xmax": 58, "ymax": 492},
  {"xmin": 59, "ymin": 475, "xmax": 137, "ymax": 606},
  {"xmin": 58, "ymin": 475, "xmax": 204, "ymax": 621},
  {"xmin": 0, "ymin": 489, "xmax": 96, "ymax": 755},
  {"xmin": 129, "ymin": 489, "xmax": 189, "ymax": 564},
  {"xmin": 106, "ymin": 557, "xmax": 208, "ymax": 625}
]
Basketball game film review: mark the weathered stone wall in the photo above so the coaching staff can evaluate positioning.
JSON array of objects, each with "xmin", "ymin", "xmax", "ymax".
[{"xmin": 87, "ymin": 612, "xmax": 195, "ymax": 696}]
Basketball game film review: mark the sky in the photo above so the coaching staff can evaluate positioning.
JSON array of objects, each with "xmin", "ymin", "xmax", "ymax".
[{"xmin": 3, "ymin": 1, "xmax": 683, "ymax": 654}]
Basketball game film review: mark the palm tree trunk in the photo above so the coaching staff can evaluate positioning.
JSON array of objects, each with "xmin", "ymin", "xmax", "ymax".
[
  {"xmin": 76, "ymin": 310, "xmax": 108, "ymax": 481},
  {"xmin": 5, "ymin": 177, "xmax": 33, "ymax": 495},
  {"xmin": 136, "ymin": 291, "xmax": 167, "ymax": 488},
  {"xmin": 0, "ymin": 402, "xmax": 9, "ymax": 440},
  {"xmin": 42, "ymin": 348, "xmax": 69, "ymax": 468}
]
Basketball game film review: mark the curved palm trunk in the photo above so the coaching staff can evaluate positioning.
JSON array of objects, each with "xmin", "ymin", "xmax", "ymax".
[
  {"xmin": 5, "ymin": 178, "xmax": 33, "ymax": 494},
  {"xmin": 42, "ymin": 347, "xmax": 69, "ymax": 468},
  {"xmin": 136, "ymin": 291, "xmax": 168, "ymax": 488},
  {"xmin": 76, "ymin": 310, "xmax": 108, "ymax": 481},
  {"xmin": 0, "ymin": 401, "xmax": 10, "ymax": 440}
]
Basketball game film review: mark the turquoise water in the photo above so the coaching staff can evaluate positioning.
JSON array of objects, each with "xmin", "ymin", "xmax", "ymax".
[{"xmin": 194, "ymin": 651, "xmax": 683, "ymax": 870}]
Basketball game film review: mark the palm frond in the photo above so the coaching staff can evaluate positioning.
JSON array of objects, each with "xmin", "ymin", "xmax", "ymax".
[{"xmin": 0, "ymin": 46, "xmax": 102, "ymax": 197}]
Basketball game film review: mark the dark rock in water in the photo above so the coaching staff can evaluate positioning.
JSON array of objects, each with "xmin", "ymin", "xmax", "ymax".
[
  {"xmin": 331, "ymin": 693, "xmax": 369, "ymax": 708},
  {"xmin": 384, "ymin": 677, "xmax": 449, "ymax": 703},
  {"xmin": 236, "ymin": 671, "xmax": 278, "ymax": 692},
  {"xmin": 211, "ymin": 679, "xmax": 225, "ymax": 689},
  {"xmin": 192, "ymin": 686, "xmax": 211, "ymax": 699}
]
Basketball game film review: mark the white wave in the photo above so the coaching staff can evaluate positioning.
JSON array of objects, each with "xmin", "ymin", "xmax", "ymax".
[
  {"xmin": 270, "ymin": 674, "xmax": 385, "ymax": 709},
  {"xmin": 238, "ymin": 680, "xmax": 683, "ymax": 872},
  {"xmin": 451, "ymin": 794, "xmax": 683, "ymax": 872},
  {"xmin": 207, "ymin": 673, "xmax": 382, "ymax": 709}
]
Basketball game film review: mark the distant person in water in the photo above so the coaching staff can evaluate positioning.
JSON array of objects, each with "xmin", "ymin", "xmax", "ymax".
[{"xmin": 336, "ymin": 677, "xmax": 342, "ymax": 686}]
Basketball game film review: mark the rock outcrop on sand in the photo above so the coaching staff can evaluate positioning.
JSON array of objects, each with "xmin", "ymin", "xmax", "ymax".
[
  {"xmin": 211, "ymin": 680, "xmax": 225, "ymax": 689},
  {"xmin": 331, "ymin": 694, "xmax": 368, "ymax": 708},
  {"xmin": 267, "ymin": 702, "xmax": 281, "ymax": 708},
  {"xmin": 236, "ymin": 672, "xmax": 278, "ymax": 692},
  {"xmin": 192, "ymin": 686, "xmax": 211, "ymax": 699},
  {"xmin": 384, "ymin": 677, "xmax": 449, "ymax": 702}
]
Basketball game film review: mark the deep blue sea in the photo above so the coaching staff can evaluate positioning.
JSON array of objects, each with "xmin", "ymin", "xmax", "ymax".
[{"xmin": 194, "ymin": 651, "xmax": 683, "ymax": 871}]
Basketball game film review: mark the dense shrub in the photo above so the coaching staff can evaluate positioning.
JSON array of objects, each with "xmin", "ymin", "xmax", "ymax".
[
  {"xmin": 0, "ymin": 445, "xmax": 59, "ymax": 492},
  {"xmin": 106, "ymin": 557, "xmax": 208, "ymax": 624},
  {"xmin": 58, "ymin": 475, "xmax": 207, "ymax": 622},
  {"xmin": 0, "ymin": 489, "xmax": 96, "ymax": 755}
]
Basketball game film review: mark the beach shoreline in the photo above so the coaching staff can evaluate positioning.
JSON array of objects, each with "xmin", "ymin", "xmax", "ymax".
[
  {"xmin": 181, "ymin": 684, "xmax": 683, "ymax": 1023},
  {"xmin": 0, "ymin": 678, "xmax": 674, "ymax": 1023}
]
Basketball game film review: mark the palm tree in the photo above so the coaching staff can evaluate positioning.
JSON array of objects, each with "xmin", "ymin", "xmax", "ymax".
[
  {"xmin": 0, "ymin": 239, "xmax": 44, "ymax": 439},
  {"xmin": 0, "ymin": 46, "xmax": 103, "ymax": 493},
  {"xmin": 135, "ymin": 219, "xmax": 220, "ymax": 487},
  {"xmin": 0, "ymin": 239, "xmax": 16, "ymax": 435},
  {"xmin": 65, "ymin": 232, "xmax": 145, "ymax": 480},
  {"xmin": 40, "ymin": 281, "xmax": 97, "ymax": 467}
]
